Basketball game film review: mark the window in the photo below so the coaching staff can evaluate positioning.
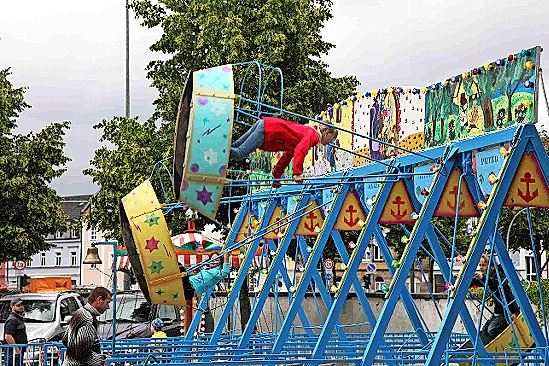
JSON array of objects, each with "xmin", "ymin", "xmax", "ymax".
[
  {"xmin": 55, "ymin": 252, "xmax": 62, "ymax": 266},
  {"xmin": 405, "ymin": 278, "xmax": 422, "ymax": 293},
  {"xmin": 60, "ymin": 299, "xmax": 70, "ymax": 319},
  {"xmin": 70, "ymin": 250, "xmax": 78, "ymax": 266},
  {"xmin": 40, "ymin": 253, "xmax": 46, "ymax": 266},
  {"xmin": 89, "ymin": 229, "xmax": 98, "ymax": 241},
  {"xmin": 157, "ymin": 304, "xmax": 177, "ymax": 322},
  {"xmin": 66, "ymin": 297, "xmax": 80, "ymax": 314},
  {"xmin": 71, "ymin": 228, "xmax": 80, "ymax": 239},
  {"xmin": 526, "ymin": 256, "xmax": 537, "ymax": 281},
  {"xmin": 26, "ymin": 259, "xmax": 32, "ymax": 267},
  {"xmin": 372, "ymin": 243, "xmax": 383, "ymax": 261}
]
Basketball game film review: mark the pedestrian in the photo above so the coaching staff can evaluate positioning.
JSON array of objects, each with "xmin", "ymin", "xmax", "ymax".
[
  {"xmin": 61, "ymin": 286, "xmax": 112, "ymax": 366},
  {"xmin": 230, "ymin": 117, "xmax": 338, "ymax": 187},
  {"xmin": 470, "ymin": 254, "xmax": 520, "ymax": 345},
  {"xmin": 179, "ymin": 251, "xmax": 231, "ymax": 299},
  {"xmin": 3, "ymin": 298, "xmax": 27, "ymax": 366},
  {"xmin": 150, "ymin": 318, "xmax": 167, "ymax": 353}
]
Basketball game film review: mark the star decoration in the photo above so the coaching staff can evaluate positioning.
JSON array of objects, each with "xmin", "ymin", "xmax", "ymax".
[
  {"xmin": 202, "ymin": 117, "xmax": 209, "ymax": 125},
  {"xmin": 222, "ymin": 133, "xmax": 228, "ymax": 139},
  {"xmin": 148, "ymin": 260, "xmax": 164, "ymax": 275},
  {"xmin": 156, "ymin": 289, "xmax": 165, "ymax": 296},
  {"xmin": 172, "ymin": 292, "xmax": 180, "ymax": 300},
  {"xmin": 145, "ymin": 213, "xmax": 160, "ymax": 227},
  {"xmin": 197, "ymin": 139, "xmax": 201, "ymax": 144},
  {"xmin": 203, "ymin": 148, "xmax": 218, "ymax": 165},
  {"xmin": 196, "ymin": 186, "xmax": 213, "ymax": 206},
  {"xmin": 145, "ymin": 236, "xmax": 160, "ymax": 253}
]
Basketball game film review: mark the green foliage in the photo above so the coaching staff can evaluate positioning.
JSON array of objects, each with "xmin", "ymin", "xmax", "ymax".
[
  {"xmin": 0, "ymin": 68, "xmax": 70, "ymax": 261},
  {"xmin": 84, "ymin": 0, "xmax": 359, "ymax": 236},
  {"xmin": 525, "ymin": 279, "xmax": 549, "ymax": 320}
]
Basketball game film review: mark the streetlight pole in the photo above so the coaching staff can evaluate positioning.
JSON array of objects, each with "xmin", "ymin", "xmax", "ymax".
[
  {"xmin": 506, "ymin": 207, "xmax": 530, "ymax": 250},
  {"xmin": 125, "ymin": 0, "xmax": 130, "ymax": 119}
]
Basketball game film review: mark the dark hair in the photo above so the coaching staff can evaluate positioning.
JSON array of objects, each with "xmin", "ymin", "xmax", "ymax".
[{"xmin": 88, "ymin": 286, "xmax": 111, "ymax": 304}]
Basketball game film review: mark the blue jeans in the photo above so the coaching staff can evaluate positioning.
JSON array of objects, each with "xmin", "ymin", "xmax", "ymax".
[
  {"xmin": 480, "ymin": 313, "xmax": 508, "ymax": 345},
  {"xmin": 4, "ymin": 348, "xmax": 23, "ymax": 366},
  {"xmin": 230, "ymin": 119, "xmax": 265, "ymax": 161}
]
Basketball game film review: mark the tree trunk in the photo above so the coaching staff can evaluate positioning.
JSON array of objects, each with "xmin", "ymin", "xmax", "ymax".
[
  {"xmin": 429, "ymin": 257, "xmax": 435, "ymax": 290},
  {"xmin": 507, "ymin": 93, "xmax": 513, "ymax": 122},
  {"xmin": 483, "ymin": 96, "xmax": 494, "ymax": 129},
  {"xmin": 239, "ymin": 274, "xmax": 252, "ymax": 331}
]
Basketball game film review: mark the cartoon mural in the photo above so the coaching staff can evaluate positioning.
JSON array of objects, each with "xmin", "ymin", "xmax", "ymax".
[
  {"xmin": 316, "ymin": 46, "xmax": 539, "ymax": 169},
  {"xmin": 424, "ymin": 47, "xmax": 538, "ymax": 147}
]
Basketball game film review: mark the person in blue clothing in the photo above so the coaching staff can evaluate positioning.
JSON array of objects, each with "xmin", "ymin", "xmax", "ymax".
[{"xmin": 179, "ymin": 251, "xmax": 231, "ymax": 298}]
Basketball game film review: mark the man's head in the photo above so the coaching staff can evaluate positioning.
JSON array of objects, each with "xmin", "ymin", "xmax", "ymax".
[
  {"xmin": 88, "ymin": 286, "xmax": 112, "ymax": 314},
  {"xmin": 10, "ymin": 298, "xmax": 24, "ymax": 315}
]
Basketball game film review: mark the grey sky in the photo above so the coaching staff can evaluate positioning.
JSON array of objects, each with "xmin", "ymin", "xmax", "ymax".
[{"xmin": 1, "ymin": 0, "xmax": 549, "ymax": 196}]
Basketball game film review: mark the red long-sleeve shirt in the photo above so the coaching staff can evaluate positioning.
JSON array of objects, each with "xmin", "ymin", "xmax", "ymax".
[{"xmin": 261, "ymin": 117, "xmax": 319, "ymax": 178}]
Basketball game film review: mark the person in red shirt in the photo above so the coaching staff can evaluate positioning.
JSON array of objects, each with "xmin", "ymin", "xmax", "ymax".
[{"xmin": 230, "ymin": 117, "xmax": 338, "ymax": 187}]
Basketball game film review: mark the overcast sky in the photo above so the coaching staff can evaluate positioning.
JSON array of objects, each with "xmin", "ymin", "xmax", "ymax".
[{"xmin": 1, "ymin": 0, "xmax": 549, "ymax": 196}]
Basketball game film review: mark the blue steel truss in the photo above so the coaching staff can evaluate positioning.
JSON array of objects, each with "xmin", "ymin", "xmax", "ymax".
[{"xmin": 177, "ymin": 123, "xmax": 549, "ymax": 365}]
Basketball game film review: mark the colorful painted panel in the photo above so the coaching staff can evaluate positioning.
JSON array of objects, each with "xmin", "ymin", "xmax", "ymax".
[
  {"xmin": 425, "ymin": 47, "xmax": 538, "ymax": 148},
  {"xmin": 122, "ymin": 180, "xmax": 186, "ymax": 306},
  {"xmin": 180, "ymin": 65, "xmax": 235, "ymax": 219},
  {"xmin": 474, "ymin": 146, "xmax": 506, "ymax": 196},
  {"xmin": 398, "ymin": 90, "xmax": 425, "ymax": 151},
  {"xmin": 378, "ymin": 180, "xmax": 416, "ymax": 225},
  {"xmin": 352, "ymin": 95, "xmax": 373, "ymax": 166}
]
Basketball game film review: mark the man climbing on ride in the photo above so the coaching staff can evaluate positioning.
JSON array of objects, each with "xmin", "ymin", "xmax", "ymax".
[
  {"xmin": 470, "ymin": 254, "xmax": 520, "ymax": 345},
  {"xmin": 230, "ymin": 117, "xmax": 338, "ymax": 188},
  {"xmin": 179, "ymin": 251, "xmax": 231, "ymax": 298}
]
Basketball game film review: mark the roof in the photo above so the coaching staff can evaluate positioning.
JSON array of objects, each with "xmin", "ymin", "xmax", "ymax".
[{"xmin": 60, "ymin": 195, "xmax": 92, "ymax": 222}]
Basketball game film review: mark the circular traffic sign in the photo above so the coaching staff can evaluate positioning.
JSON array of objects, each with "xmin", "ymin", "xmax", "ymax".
[
  {"xmin": 324, "ymin": 259, "xmax": 334, "ymax": 270},
  {"xmin": 366, "ymin": 263, "xmax": 377, "ymax": 273},
  {"xmin": 325, "ymin": 273, "xmax": 333, "ymax": 281},
  {"xmin": 14, "ymin": 261, "xmax": 26, "ymax": 270}
]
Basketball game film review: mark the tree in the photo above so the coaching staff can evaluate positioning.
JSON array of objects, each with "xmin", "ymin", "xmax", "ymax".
[
  {"xmin": 85, "ymin": 0, "xmax": 358, "ymax": 327},
  {"xmin": 0, "ymin": 68, "xmax": 70, "ymax": 262}
]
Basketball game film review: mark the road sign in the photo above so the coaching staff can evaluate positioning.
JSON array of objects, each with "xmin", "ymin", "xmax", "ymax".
[
  {"xmin": 324, "ymin": 259, "xmax": 334, "ymax": 270},
  {"xmin": 366, "ymin": 263, "xmax": 377, "ymax": 273},
  {"xmin": 325, "ymin": 273, "xmax": 333, "ymax": 281},
  {"xmin": 14, "ymin": 261, "xmax": 26, "ymax": 271}
]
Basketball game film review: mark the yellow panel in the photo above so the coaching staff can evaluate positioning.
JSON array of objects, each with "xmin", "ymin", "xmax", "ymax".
[
  {"xmin": 334, "ymin": 190, "xmax": 367, "ymax": 231},
  {"xmin": 122, "ymin": 180, "xmax": 186, "ymax": 305},
  {"xmin": 234, "ymin": 211, "xmax": 260, "ymax": 243},
  {"xmin": 458, "ymin": 313, "xmax": 534, "ymax": 366},
  {"xmin": 434, "ymin": 168, "xmax": 480, "ymax": 217},
  {"xmin": 296, "ymin": 200, "xmax": 324, "ymax": 236},
  {"xmin": 263, "ymin": 205, "xmax": 289, "ymax": 240},
  {"xmin": 504, "ymin": 152, "xmax": 549, "ymax": 208},
  {"xmin": 379, "ymin": 180, "xmax": 416, "ymax": 224},
  {"xmin": 353, "ymin": 147, "xmax": 371, "ymax": 167},
  {"xmin": 339, "ymin": 103, "xmax": 354, "ymax": 151}
]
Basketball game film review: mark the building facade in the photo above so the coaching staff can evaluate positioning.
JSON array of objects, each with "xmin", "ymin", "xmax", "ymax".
[{"xmin": 4, "ymin": 195, "xmax": 91, "ymax": 289}]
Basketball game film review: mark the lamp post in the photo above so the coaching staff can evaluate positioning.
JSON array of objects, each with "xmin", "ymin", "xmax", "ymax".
[
  {"xmin": 83, "ymin": 241, "xmax": 118, "ymax": 355},
  {"xmin": 506, "ymin": 207, "xmax": 530, "ymax": 250}
]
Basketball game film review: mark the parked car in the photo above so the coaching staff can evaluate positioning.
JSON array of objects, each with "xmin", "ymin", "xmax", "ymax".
[
  {"xmin": 96, "ymin": 291, "xmax": 214, "ymax": 339},
  {"xmin": 0, "ymin": 292, "xmax": 85, "ymax": 366}
]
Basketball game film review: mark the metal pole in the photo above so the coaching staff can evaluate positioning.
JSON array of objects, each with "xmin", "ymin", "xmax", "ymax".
[
  {"xmin": 506, "ymin": 207, "xmax": 529, "ymax": 250},
  {"xmin": 111, "ymin": 242, "xmax": 117, "ymax": 355},
  {"xmin": 125, "ymin": 0, "xmax": 130, "ymax": 118}
]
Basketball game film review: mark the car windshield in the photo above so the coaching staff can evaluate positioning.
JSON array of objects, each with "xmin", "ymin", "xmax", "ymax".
[
  {"xmin": 0, "ymin": 300, "xmax": 55, "ymax": 323},
  {"xmin": 97, "ymin": 295, "xmax": 150, "ymax": 323}
]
